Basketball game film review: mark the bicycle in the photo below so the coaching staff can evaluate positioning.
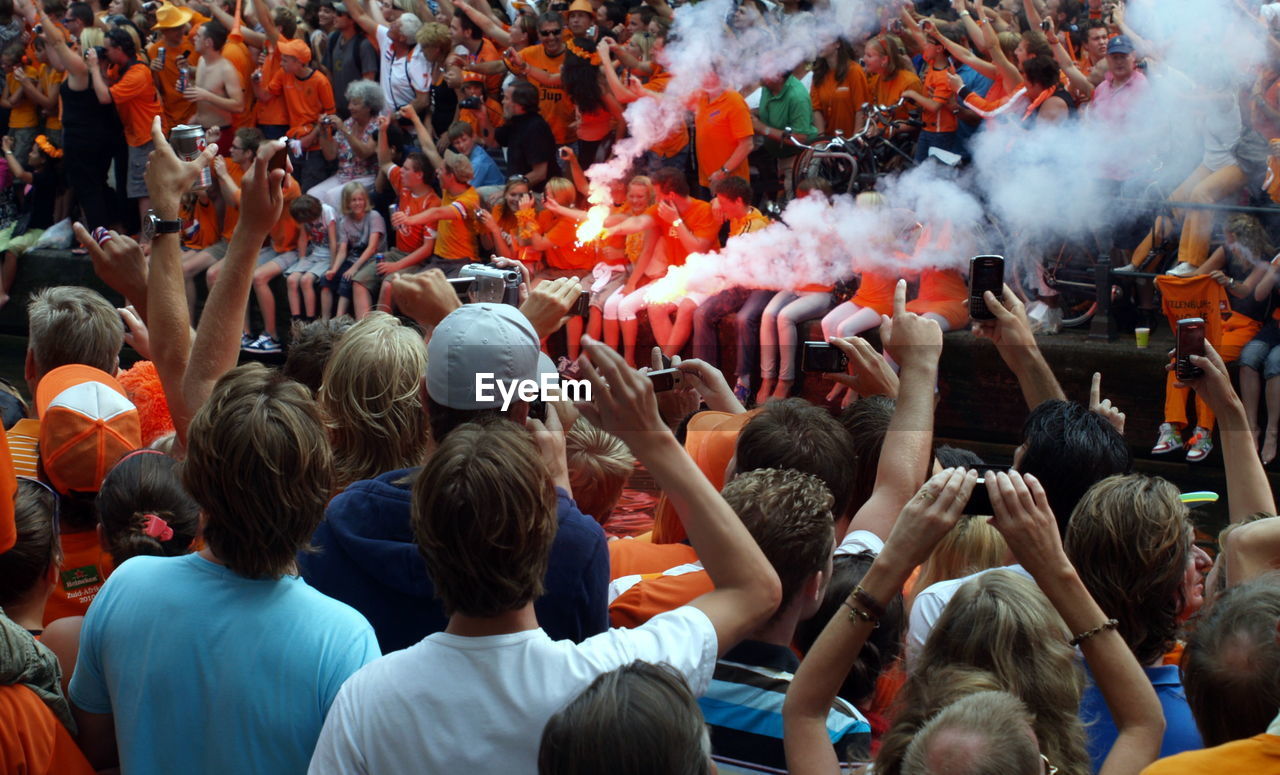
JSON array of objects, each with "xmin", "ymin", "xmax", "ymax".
[{"xmin": 779, "ymin": 99, "xmax": 924, "ymax": 202}]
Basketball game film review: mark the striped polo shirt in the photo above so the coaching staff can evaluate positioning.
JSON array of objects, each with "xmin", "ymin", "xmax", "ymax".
[{"xmin": 699, "ymin": 640, "xmax": 871, "ymax": 770}]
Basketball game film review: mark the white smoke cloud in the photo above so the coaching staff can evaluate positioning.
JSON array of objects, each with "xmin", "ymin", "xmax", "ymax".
[{"xmin": 588, "ymin": 0, "xmax": 1272, "ymax": 298}]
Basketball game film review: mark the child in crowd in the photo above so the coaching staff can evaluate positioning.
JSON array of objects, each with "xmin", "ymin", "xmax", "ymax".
[
  {"xmin": 284, "ymin": 194, "xmax": 339, "ymax": 322},
  {"xmin": 446, "ymin": 119, "xmax": 504, "ymax": 189},
  {"xmin": 326, "ymin": 181, "xmax": 385, "ymax": 319},
  {"xmin": 0, "ymin": 132, "xmax": 61, "ymax": 310}
]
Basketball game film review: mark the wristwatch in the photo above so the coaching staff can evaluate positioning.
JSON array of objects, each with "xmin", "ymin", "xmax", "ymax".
[{"xmin": 143, "ymin": 210, "xmax": 181, "ymax": 241}]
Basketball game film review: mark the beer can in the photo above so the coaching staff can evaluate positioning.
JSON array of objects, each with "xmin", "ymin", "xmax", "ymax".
[
  {"xmin": 169, "ymin": 124, "xmax": 212, "ymax": 190},
  {"xmin": 157, "ymin": 47, "xmax": 166, "ymax": 66}
]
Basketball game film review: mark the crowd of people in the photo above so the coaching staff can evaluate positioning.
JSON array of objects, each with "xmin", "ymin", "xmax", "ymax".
[{"xmin": 0, "ymin": 0, "xmax": 1279, "ymax": 772}]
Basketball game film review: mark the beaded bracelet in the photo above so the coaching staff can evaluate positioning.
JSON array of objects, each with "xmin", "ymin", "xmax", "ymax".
[
  {"xmin": 852, "ymin": 585, "xmax": 887, "ymax": 620},
  {"xmin": 841, "ymin": 599, "xmax": 880, "ymax": 628},
  {"xmin": 1069, "ymin": 618, "xmax": 1119, "ymax": 647}
]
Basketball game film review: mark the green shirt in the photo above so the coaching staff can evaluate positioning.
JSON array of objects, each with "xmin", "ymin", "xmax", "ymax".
[{"xmin": 757, "ymin": 75, "xmax": 816, "ymax": 157}]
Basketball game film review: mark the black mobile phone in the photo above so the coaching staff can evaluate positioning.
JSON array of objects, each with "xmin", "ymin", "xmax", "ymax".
[
  {"xmin": 647, "ymin": 368, "xmax": 680, "ymax": 392},
  {"xmin": 968, "ymin": 255, "xmax": 1005, "ymax": 321},
  {"xmin": 572, "ymin": 291, "xmax": 590, "ymax": 318},
  {"xmin": 1040, "ymin": 18, "xmax": 1052, "ymax": 30},
  {"xmin": 448, "ymin": 276, "xmax": 476, "ymax": 302},
  {"xmin": 269, "ymin": 142, "xmax": 289, "ymax": 170},
  {"xmin": 962, "ymin": 465, "xmax": 1012, "ymax": 516},
  {"xmin": 801, "ymin": 341, "xmax": 849, "ymax": 373},
  {"xmin": 528, "ymin": 397, "xmax": 547, "ymax": 422},
  {"xmin": 1176, "ymin": 318, "xmax": 1206, "ymax": 381}
]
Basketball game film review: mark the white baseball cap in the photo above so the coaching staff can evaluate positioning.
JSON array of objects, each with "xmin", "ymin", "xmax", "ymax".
[{"xmin": 427, "ymin": 304, "xmax": 541, "ymax": 410}]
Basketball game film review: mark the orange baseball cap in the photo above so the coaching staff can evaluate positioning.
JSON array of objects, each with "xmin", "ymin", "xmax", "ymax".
[
  {"xmin": 36, "ymin": 365, "xmax": 141, "ymax": 496},
  {"xmin": 651, "ymin": 408, "xmax": 760, "ymax": 544},
  {"xmin": 278, "ymin": 37, "xmax": 312, "ymax": 64}
]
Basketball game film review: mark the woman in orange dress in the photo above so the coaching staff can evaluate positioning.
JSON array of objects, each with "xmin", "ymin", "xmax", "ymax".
[
  {"xmin": 905, "ymin": 221, "xmax": 969, "ymax": 332},
  {"xmin": 810, "ymin": 39, "xmax": 870, "ymax": 138}
]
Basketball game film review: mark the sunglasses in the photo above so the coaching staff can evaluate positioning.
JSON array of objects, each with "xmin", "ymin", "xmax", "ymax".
[
  {"xmin": 539, "ymin": 28, "xmax": 562, "ymax": 37},
  {"xmin": 18, "ymin": 476, "xmax": 60, "ymax": 534}
]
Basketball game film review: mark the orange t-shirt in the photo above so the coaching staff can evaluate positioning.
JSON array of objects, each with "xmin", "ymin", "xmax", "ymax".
[
  {"xmin": 6, "ymin": 418, "xmax": 38, "ymax": 479},
  {"xmin": 219, "ymin": 158, "xmax": 244, "ymax": 241},
  {"xmin": 811, "ymin": 62, "xmax": 871, "ymax": 137},
  {"xmin": 109, "ymin": 62, "xmax": 164, "ymax": 148},
  {"xmin": 537, "ymin": 209, "xmax": 595, "ymax": 270},
  {"xmin": 436, "ymin": 186, "xmax": 481, "ymax": 261},
  {"xmin": 647, "ymin": 198, "xmax": 720, "ymax": 269},
  {"xmin": 869, "ymin": 68, "xmax": 923, "ymax": 123},
  {"xmin": 1140, "ymin": 735, "xmax": 1280, "ymax": 775},
  {"xmin": 268, "ymin": 175, "xmax": 304, "ymax": 253},
  {"xmin": 463, "ymin": 38, "xmax": 503, "ymax": 102},
  {"xmin": 255, "ymin": 44, "xmax": 289, "ymax": 126},
  {"xmin": 269, "ymin": 67, "xmax": 334, "ymax": 148},
  {"xmin": 609, "ymin": 565, "xmax": 713, "ymax": 628},
  {"xmin": 608, "ymin": 539, "xmax": 698, "ymax": 580},
  {"xmin": 694, "ymin": 89, "xmax": 753, "ymax": 186},
  {"xmin": 38, "ymin": 65, "xmax": 64, "ymax": 131},
  {"xmin": 852, "ymin": 260, "xmax": 902, "ymax": 316},
  {"xmin": 44, "ymin": 529, "xmax": 113, "ymax": 625},
  {"xmin": 6, "ymin": 65, "xmax": 41, "ymax": 129},
  {"xmin": 0, "ymin": 684, "xmax": 96, "ymax": 775},
  {"xmin": 921, "ymin": 65, "xmax": 958, "ymax": 133},
  {"xmin": 519, "ymin": 44, "xmax": 576, "ymax": 144},
  {"xmin": 182, "ymin": 194, "xmax": 220, "ymax": 250},
  {"xmin": 459, "ymin": 96, "xmax": 504, "ymax": 137},
  {"xmin": 145, "ymin": 40, "xmax": 196, "ymax": 131},
  {"xmin": 389, "ymin": 164, "xmax": 440, "ymax": 253},
  {"xmin": 643, "ymin": 67, "xmax": 689, "ymax": 159}
]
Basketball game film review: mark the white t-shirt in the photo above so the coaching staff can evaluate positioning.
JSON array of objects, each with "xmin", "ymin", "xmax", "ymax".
[
  {"xmin": 308, "ymin": 605, "xmax": 718, "ymax": 774},
  {"xmin": 376, "ymin": 25, "xmax": 431, "ymax": 113},
  {"xmin": 834, "ymin": 529, "xmax": 884, "ymax": 558},
  {"xmin": 905, "ymin": 563, "xmax": 1032, "ymax": 664}
]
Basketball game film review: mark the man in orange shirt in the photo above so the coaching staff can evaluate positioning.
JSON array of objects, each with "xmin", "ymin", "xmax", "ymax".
[
  {"xmin": 255, "ymin": 36, "xmax": 334, "ymax": 191},
  {"xmin": 450, "ymin": 9, "xmax": 502, "ymax": 99},
  {"xmin": 509, "ymin": 11, "xmax": 576, "ymax": 146},
  {"xmin": 694, "ymin": 73, "xmax": 752, "ymax": 196},
  {"xmin": 402, "ymin": 150, "xmax": 481, "ymax": 276},
  {"xmin": 146, "ymin": 3, "xmax": 196, "ymax": 131},
  {"xmin": 89, "ymin": 29, "xmax": 163, "ymax": 234}
]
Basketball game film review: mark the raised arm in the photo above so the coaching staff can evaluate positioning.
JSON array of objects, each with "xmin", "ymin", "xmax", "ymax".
[
  {"xmin": 183, "ymin": 139, "xmax": 290, "ymax": 415},
  {"xmin": 785, "ymin": 468, "xmax": 979, "ymax": 775},
  {"xmin": 577, "ymin": 338, "xmax": 782, "ymax": 656},
  {"xmin": 986, "ymin": 471, "xmax": 1165, "ymax": 775},
  {"xmin": 454, "ymin": 0, "xmax": 513, "ymax": 48},
  {"xmin": 974, "ymin": 284, "xmax": 1066, "ymax": 407},
  {"xmin": 839, "ymin": 280, "xmax": 941, "ymax": 540},
  {"xmin": 1180, "ymin": 342, "xmax": 1276, "ymax": 522},
  {"xmin": 347, "ymin": 0, "xmax": 382, "ymax": 39}
]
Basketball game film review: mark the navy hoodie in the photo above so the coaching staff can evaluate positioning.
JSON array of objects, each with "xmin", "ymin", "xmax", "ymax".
[{"xmin": 299, "ymin": 467, "xmax": 610, "ymax": 654}]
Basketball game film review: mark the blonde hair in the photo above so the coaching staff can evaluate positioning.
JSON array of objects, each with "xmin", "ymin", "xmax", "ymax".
[
  {"xmin": 855, "ymin": 191, "xmax": 886, "ymax": 209},
  {"xmin": 319, "ymin": 312, "xmax": 429, "ymax": 488},
  {"xmin": 565, "ymin": 419, "xmax": 634, "ymax": 524},
  {"xmin": 878, "ymin": 571, "xmax": 1089, "ymax": 775},
  {"xmin": 340, "ymin": 181, "xmax": 370, "ymax": 216},
  {"xmin": 442, "ymin": 150, "xmax": 474, "ymax": 184},
  {"xmin": 416, "ymin": 21, "xmax": 451, "ymax": 52},
  {"xmin": 27, "ymin": 286, "xmax": 123, "ymax": 376},
  {"xmin": 902, "ymin": 690, "xmax": 1041, "ymax": 775},
  {"xmin": 545, "ymin": 177, "xmax": 577, "ymax": 207},
  {"xmin": 909, "ymin": 516, "xmax": 1008, "ymax": 613}
]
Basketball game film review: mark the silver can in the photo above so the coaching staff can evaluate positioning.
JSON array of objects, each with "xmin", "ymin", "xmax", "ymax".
[{"xmin": 169, "ymin": 124, "xmax": 212, "ymax": 190}]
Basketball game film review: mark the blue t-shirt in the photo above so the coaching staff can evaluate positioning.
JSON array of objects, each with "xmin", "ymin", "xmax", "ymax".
[
  {"xmin": 69, "ymin": 553, "xmax": 380, "ymax": 775},
  {"xmin": 1080, "ymin": 663, "xmax": 1203, "ymax": 770},
  {"xmin": 469, "ymin": 144, "xmax": 505, "ymax": 188}
]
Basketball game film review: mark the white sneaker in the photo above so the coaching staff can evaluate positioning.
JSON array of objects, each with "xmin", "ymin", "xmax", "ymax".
[
  {"xmin": 1166, "ymin": 262, "xmax": 1196, "ymax": 277},
  {"xmin": 244, "ymin": 333, "xmax": 282, "ymax": 354},
  {"xmin": 1111, "ymin": 264, "xmax": 1140, "ymax": 274}
]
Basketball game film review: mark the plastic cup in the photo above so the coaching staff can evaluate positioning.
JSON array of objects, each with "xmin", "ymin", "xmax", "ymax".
[{"xmin": 1135, "ymin": 327, "xmax": 1150, "ymax": 348}]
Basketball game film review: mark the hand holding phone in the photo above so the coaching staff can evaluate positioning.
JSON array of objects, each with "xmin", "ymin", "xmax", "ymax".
[
  {"xmin": 968, "ymin": 255, "xmax": 1004, "ymax": 321},
  {"xmin": 1176, "ymin": 318, "xmax": 1206, "ymax": 381},
  {"xmin": 646, "ymin": 368, "xmax": 682, "ymax": 392}
]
